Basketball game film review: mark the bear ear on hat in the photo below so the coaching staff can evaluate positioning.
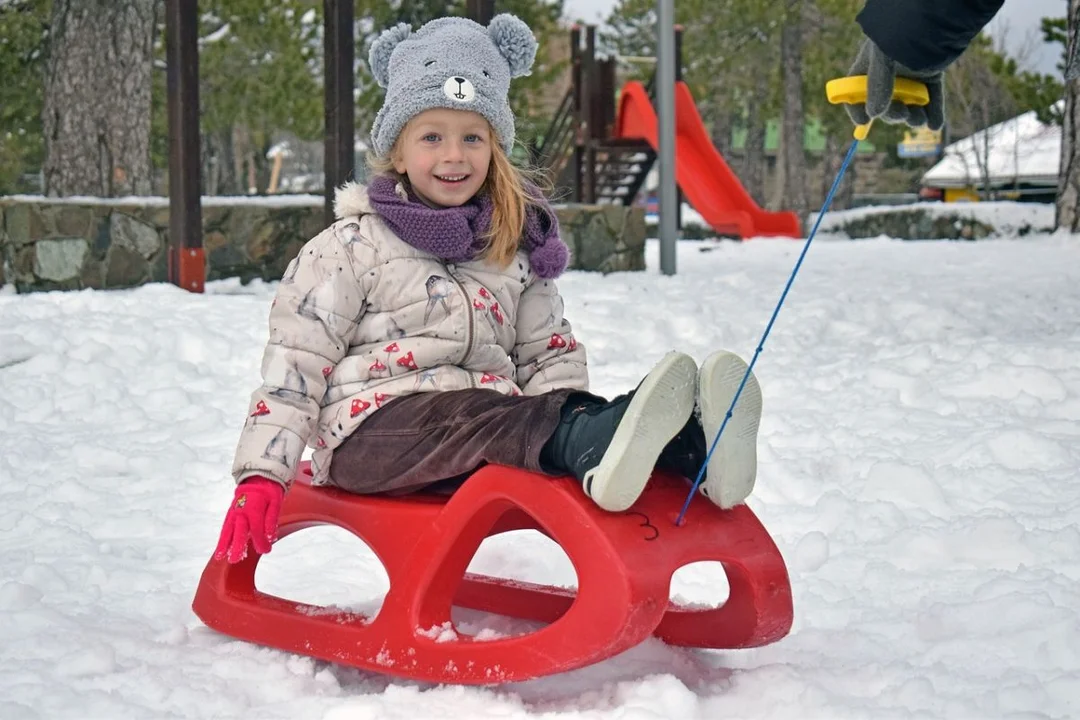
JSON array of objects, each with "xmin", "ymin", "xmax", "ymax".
[
  {"xmin": 368, "ymin": 22, "xmax": 411, "ymax": 88},
  {"xmin": 488, "ymin": 13, "xmax": 537, "ymax": 78}
]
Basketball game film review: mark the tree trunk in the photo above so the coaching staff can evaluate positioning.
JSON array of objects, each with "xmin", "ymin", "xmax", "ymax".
[
  {"xmin": 710, "ymin": 106, "xmax": 733, "ymax": 159},
  {"xmin": 742, "ymin": 89, "xmax": 767, "ymax": 206},
  {"xmin": 839, "ymin": 153, "xmax": 857, "ymax": 210},
  {"xmin": 1058, "ymin": 0, "xmax": 1080, "ymax": 230},
  {"xmin": 233, "ymin": 126, "xmax": 249, "ymax": 194},
  {"xmin": 252, "ymin": 133, "xmax": 273, "ymax": 194},
  {"xmin": 772, "ymin": 0, "xmax": 809, "ymax": 217},
  {"xmin": 203, "ymin": 129, "xmax": 239, "ymax": 196},
  {"xmin": 819, "ymin": 134, "xmax": 836, "ymax": 209},
  {"xmin": 42, "ymin": 0, "xmax": 156, "ymax": 197}
]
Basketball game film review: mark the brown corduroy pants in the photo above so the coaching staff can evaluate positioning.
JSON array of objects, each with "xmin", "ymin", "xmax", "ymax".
[{"xmin": 327, "ymin": 388, "xmax": 593, "ymax": 495}]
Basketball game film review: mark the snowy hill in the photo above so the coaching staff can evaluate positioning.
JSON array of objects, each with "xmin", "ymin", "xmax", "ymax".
[{"xmin": 2, "ymin": 232, "xmax": 1079, "ymax": 718}]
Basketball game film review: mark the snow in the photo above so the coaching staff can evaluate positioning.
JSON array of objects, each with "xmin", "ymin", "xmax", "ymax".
[
  {"xmin": 2, "ymin": 216, "xmax": 1080, "ymax": 718},
  {"xmin": 643, "ymin": 202, "xmax": 709, "ymax": 228},
  {"xmin": 199, "ymin": 22, "xmax": 231, "ymax": 46},
  {"xmin": 266, "ymin": 142, "xmax": 294, "ymax": 159},
  {"xmin": 266, "ymin": 136, "xmax": 367, "ymax": 161},
  {"xmin": 922, "ymin": 108, "xmax": 1062, "ymax": 189},
  {"xmin": 2, "ymin": 194, "xmax": 324, "ymax": 207}
]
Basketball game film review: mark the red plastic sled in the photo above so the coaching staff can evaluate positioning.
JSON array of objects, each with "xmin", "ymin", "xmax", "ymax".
[{"xmin": 192, "ymin": 463, "xmax": 792, "ymax": 684}]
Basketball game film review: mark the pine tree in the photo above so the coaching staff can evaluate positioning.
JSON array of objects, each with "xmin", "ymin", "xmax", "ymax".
[
  {"xmin": 0, "ymin": 0, "xmax": 49, "ymax": 193},
  {"xmin": 774, "ymin": 0, "xmax": 808, "ymax": 216},
  {"xmin": 192, "ymin": 0, "xmax": 324, "ymax": 195}
]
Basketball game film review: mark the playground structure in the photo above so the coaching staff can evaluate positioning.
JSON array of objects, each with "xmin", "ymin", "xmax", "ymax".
[
  {"xmin": 194, "ymin": 462, "xmax": 793, "ymax": 684},
  {"xmin": 529, "ymin": 25, "xmax": 801, "ymax": 239}
]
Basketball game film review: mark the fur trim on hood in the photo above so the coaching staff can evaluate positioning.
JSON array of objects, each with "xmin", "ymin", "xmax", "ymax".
[{"xmin": 333, "ymin": 182, "xmax": 373, "ymax": 220}]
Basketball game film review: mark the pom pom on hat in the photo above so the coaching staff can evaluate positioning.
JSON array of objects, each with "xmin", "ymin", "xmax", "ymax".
[
  {"xmin": 368, "ymin": 22, "xmax": 411, "ymax": 88},
  {"xmin": 488, "ymin": 13, "xmax": 538, "ymax": 78}
]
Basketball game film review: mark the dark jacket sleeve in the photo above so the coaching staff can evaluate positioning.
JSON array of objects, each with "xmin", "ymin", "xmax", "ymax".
[{"xmin": 857, "ymin": 0, "xmax": 1006, "ymax": 72}]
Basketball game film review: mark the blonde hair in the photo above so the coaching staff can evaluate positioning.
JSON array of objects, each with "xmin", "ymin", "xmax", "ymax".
[{"xmin": 367, "ymin": 121, "xmax": 545, "ymax": 269}]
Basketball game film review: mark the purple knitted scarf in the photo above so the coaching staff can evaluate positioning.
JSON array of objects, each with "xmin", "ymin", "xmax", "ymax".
[{"xmin": 365, "ymin": 174, "xmax": 569, "ymax": 279}]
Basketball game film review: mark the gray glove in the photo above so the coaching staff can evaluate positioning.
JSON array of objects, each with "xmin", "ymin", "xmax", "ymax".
[{"xmin": 844, "ymin": 39, "xmax": 945, "ymax": 131}]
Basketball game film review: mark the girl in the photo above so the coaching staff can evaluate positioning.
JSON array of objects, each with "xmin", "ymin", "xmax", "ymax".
[{"xmin": 215, "ymin": 14, "xmax": 763, "ymax": 564}]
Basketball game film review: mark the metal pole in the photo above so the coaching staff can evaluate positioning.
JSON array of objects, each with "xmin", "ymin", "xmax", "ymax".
[
  {"xmin": 674, "ymin": 24, "xmax": 684, "ymax": 237},
  {"xmin": 324, "ymin": 0, "xmax": 355, "ymax": 226},
  {"xmin": 656, "ymin": 0, "xmax": 677, "ymax": 275},
  {"xmin": 165, "ymin": 0, "xmax": 204, "ymax": 293}
]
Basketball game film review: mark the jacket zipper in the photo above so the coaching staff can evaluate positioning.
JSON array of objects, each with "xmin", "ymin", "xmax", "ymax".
[{"xmin": 444, "ymin": 264, "xmax": 477, "ymax": 388}]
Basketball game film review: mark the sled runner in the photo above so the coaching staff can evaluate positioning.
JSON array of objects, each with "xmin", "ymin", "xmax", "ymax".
[{"xmin": 192, "ymin": 462, "xmax": 792, "ymax": 684}]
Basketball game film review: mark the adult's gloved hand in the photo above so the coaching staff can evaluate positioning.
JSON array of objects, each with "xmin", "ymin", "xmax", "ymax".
[
  {"xmin": 843, "ymin": 38, "xmax": 945, "ymax": 132},
  {"xmin": 214, "ymin": 476, "xmax": 284, "ymax": 564}
]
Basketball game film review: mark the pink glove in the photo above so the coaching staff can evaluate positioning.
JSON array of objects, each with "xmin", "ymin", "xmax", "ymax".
[{"xmin": 214, "ymin": 476, "xmax": 284, "ymax": 564}]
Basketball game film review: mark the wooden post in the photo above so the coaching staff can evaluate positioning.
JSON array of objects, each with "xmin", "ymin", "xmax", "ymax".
[
  {"xmin": 323, "ymin": 0, "xmax": 355, "ymax": 226},
  {"xmin": 165, "ymin": 0, "xmax": 204, "ymax": 293},
  {"xmin": 570, "ymin": 25, "xmax": 583, "ymax": 203},
  {"xmin": 466, "ymin": 0, "xmax": 495, "ymax": 24},
  {"xmin": 582, "ymin": 25, "xmax": 597, "ymax": 204},
  {"xmin": 597, "ymin": 58, "xmax": 616, "ymax": 141},
  {"xmin": 267, "ymin": 152, "xmax": 284, "ymax": 194}
]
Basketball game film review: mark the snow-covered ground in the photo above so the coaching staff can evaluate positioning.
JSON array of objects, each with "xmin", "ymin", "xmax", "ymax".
[{"xmin": 2, "ymin": 227, "xmax": 1079, "ymax": 718}]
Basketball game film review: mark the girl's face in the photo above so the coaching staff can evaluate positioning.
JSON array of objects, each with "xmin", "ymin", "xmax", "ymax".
[{"xmin": 393, "ymin": 108, "xmax": 493, "ymax": 208}]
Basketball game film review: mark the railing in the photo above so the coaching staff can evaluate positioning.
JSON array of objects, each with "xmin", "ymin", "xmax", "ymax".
[{"xmin": 529, "ymin": 87, "xmax": 576, "ymax": 184}]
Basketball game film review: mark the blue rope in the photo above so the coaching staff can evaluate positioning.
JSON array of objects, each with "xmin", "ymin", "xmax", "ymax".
[{"xmin": 675, "ymin": 138, "xmax": 861, "ymax": 525}]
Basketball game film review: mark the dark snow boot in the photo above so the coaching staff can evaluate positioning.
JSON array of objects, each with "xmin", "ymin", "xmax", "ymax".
[
  {"xmin": 656, "ymin": 413, "xmax": 708, "ymax": 482},
  {"xmin": 540, "ymin": 351, "xmax": 698, "ymax": 512}
]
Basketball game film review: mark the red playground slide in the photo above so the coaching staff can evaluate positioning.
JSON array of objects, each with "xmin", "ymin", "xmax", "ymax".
[{"xmin": 615, "ymin": 80, "xmax": 802, "ymax": 239}]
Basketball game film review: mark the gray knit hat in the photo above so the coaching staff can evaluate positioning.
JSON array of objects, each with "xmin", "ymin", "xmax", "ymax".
[{"xmin": 367, "ymin": 14, "xmax": 538, "ymax": 157}]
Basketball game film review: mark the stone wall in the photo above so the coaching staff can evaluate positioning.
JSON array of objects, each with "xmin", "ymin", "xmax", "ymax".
[
  {"xmin": 817, "ymin": 203, "xmax": 1054, "ymax": 241},
  {"xmin": 826, "ymin": 208, "xmax": 996, "ymax": 240},
  {"xmin": 0, "ymin": 196, "xmax": 644, "ymax": 293},
  {"xmin": 558, "ymin": 202, "xmax": 645, "ymax": 273}
]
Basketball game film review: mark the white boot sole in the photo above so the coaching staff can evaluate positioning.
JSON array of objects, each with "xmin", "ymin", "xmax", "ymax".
[
  {"xmin": 697, "ymin": 351, "xmax": 762, "ymax": 509},
  {"xmin": 584, "ymin": 351, "xmax": 698, "ymax": 512}
]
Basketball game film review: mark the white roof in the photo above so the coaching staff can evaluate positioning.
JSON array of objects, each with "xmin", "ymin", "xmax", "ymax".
[{"xmin": 922, "ymin": 106, "xmax": 1061, "ymax": 188}]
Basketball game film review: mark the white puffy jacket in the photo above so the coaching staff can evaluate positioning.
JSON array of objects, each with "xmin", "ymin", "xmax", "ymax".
[{"xmin": 231, "ymin": 182, "xmax": 589, "ymax": 488}]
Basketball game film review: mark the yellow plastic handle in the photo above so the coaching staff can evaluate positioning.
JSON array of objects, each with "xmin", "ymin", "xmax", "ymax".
[{"xmin": 825, "ymin": 75, "xmax": 930, "ymax": 140}]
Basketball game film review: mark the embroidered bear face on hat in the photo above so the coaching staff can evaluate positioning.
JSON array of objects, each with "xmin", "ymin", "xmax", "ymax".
[{"xmin": 367, "ymin": 14, "xmax": 538, "ymax": 157}]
